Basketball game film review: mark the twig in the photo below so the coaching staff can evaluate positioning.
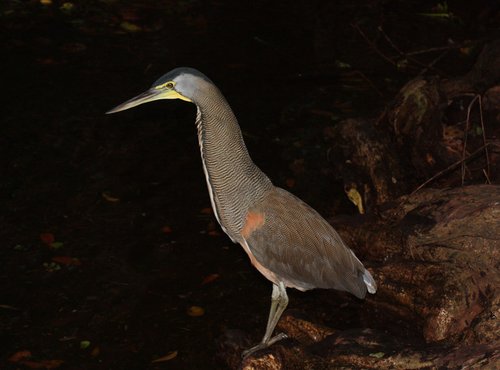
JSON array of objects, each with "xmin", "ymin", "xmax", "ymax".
[
  {"xmin": 347, "ymin": 70, "xmax": 384, "ymax": 97},
  {"xmin": 482, "ymin": 169, "xmax": 491, "ymax": 184},
  {"xmin": 406, "ymin": 44, "xmax": 465, "ymax": 56},
  {"xmin": 418, "ymin": 50, "xmax": 449, "ymax": 76},
  {"xmin": 377, "ymin": 26, "xmax": 447, "ymax": 76},
  {"xmin": 377, "ymin": 26, "xmax": 405, "ymax": 55},
  {"xmin": 352, "ymin": 23, "xmax": 397, "ymax": 67},
  {"xmin": 411, "ymin": 143, "xmax": 492, "ymax": 195},
  {"xmin": 477, "ymin": 95, "xmax": 491, "ymax": 182},
  {"xmin": 461, "ymin": 95, "xmax": 481, "ymax": 184}
]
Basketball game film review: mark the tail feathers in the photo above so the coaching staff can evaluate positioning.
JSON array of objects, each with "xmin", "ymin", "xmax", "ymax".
[
  {"xmin": 363, "ymin": 269, "xmax": 377, "ymax": 294},
  {"xmin": 349, "ymin": 250, "xmax": 377, "ymax": 294}
]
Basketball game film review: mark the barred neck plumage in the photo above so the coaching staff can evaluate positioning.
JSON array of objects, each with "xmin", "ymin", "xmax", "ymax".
[{"xmin": 193, "ymin": 84, "xmax": 273, "ymax": 243}]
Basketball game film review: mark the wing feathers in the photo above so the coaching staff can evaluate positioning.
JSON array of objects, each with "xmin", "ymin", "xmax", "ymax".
[{"xmin": 244, "ymin": 187, "xmax": 375, "ymax": 298}]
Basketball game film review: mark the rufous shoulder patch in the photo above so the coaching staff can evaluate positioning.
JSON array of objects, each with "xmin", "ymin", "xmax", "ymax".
[{"xmin": 241, "ymin": 211, "xmax": 265, "ymax": 239}]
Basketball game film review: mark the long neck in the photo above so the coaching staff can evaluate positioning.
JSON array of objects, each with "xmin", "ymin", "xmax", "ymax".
[{"xmin": 194, "ymin": 85, "xmax": 272, "ymax": 242}]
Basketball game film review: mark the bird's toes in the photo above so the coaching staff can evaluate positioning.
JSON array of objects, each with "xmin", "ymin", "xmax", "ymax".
[{"xmin": 241, "ymin": 332, "xmax": 288, "ymax": 358}]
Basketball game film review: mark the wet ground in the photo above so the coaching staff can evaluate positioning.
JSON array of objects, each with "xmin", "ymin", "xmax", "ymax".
[{"xmin": 1, "ymin": 1, "xmax": 498, "ymax": 369}]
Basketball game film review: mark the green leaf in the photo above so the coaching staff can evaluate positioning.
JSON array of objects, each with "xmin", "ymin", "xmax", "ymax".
[
  {"xmin": 120, "ymin": 21, "xmax": 141, "ymax": 33},
  {"xmin": 50, "ymin": 242, "xmax": 64, "ymax": 249}
]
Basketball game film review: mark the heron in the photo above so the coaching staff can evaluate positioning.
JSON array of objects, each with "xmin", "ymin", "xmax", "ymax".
[{"xmin": 107, "ymin": 67, "xmax": 377, "ymax": 357}]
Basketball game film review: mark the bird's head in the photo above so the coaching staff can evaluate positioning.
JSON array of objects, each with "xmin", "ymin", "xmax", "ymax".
[{"xmin": 106, "ymin": 67, "xmax": 212, "ymax": 114}]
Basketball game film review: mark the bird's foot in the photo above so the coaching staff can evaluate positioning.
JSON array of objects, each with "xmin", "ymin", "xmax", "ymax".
[{"xmin": 241, "ymin": 332, "xmax": 288, "ymax": 358}]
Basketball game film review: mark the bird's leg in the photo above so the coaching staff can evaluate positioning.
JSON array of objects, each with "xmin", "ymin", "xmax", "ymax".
[
  {"xmin": 262, "ymin": 282, "xmax": 288, "ymax": 344},
  {"xmin": 242, "ymin": 282, "xmax": 288, "ymax": 358}
]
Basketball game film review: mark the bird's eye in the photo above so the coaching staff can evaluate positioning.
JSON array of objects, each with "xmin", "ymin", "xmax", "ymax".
[{"xmin": 166, "ymin": 82, "xmax": 174, "ymax": 89}]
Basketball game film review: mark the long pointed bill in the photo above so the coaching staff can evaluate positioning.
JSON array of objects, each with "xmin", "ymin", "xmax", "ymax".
[{"xmin": 106, "ymin": 88, "xmax": 188, "ymax": 114}]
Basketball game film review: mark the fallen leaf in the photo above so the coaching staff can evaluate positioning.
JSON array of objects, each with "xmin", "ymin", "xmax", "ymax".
[
  {"xmin": 335, "ymin": 59, "xmax": 351, "ymax": 69},
  {"xmin": 21, "ymin": 359, "xmax": 64, "ymax": 369},
  {"xmin": 10, "ymin": 352, "xmax": 63, "ymax": 369},
  {"xmin": 289, "ymin": 158, "xmax": 305, "ymax": 175},
  {"xmin": 120, "ymin": 21, "xmax": 142, "ymax": 32},
  {"xmin": 40, "ymin": 233, "xmax": 55, "ymax": 245},
  {"xmin": 50, "ymin": 242, "xmax": 64, "ymax": 249},
  {"xmin": 90, "ymin": 346, "xmax": 100, "ymax": 358},
  {"xmin": 0, "ymin": 304, "xmax": 20, "ymax": 311},
  {"xmin": 43, "ymin": 262, "xmax": 61, "ymax": 272},
  {"xmin": 460, "ymin": 46, "xmax": 473, "ymax": 56},
  {"xmin": 52, "ymin": 256, "xmax": 81, "ymax": 266},
  {"xmin": 206, "ymin": 221, "xmax": 221, "ymax": 236},
  {"xmin": 152, "ymin": 350, "xmax": 178, "ymax": 363},
  {"xmin": 80, "ymin": 340, "xmax": 91, "ymax": 349},
  {"xmin": 346, "ymin": 187, "xmax": 365, "ymax": 214},
  {"xmin": 426, "ymin": 153, "xmax": 435, "ymax": 165},
  {"xmin": 161, "ymin": 225, "xmax": 173, "ymax": 234},
  {"xmin": 102, "ymin": 192, "xmax": 120, "ymax": 202},
  {"xmin": 200, "ymin": 207, "xmax": 213, "ymax": 215},
  {"xmin": 8, "ymin": 350, "xmax": 31, "ymax": 362},
  {"xmin": 59, "ymin": 2, "xmax": 74, "ymax": 13},
  {"xmin": 369, "ymin": 352, "xmax": 385, "ymax": 358},
  {"xmin": 186, "ymin": 306, "xmax": 205, "ymax": 317},
  {"xmin": 37, "ymin": 58, "xmax": 59, "ymax": 65},
  {"xmin": 14, "ymin": 244, "xmax": 27, "ymax": 251},
  {"xmin": 201, "ymin": 273, "xmax": 220, "ymax": 285}
]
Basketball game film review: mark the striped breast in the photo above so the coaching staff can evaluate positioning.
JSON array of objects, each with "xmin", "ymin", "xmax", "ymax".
[{"xmin": 194, "ymin": 87, "xmax": 273, "ymax": 243}]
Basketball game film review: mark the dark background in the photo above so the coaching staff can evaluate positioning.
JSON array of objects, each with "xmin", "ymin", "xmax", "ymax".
[{"xmin": 1, "ymin": 0, "xmax": 499, "ymax": 369}]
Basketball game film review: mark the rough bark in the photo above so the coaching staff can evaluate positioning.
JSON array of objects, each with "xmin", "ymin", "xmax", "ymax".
[
  {"xmin": 222, "ymin": 186, "xmax": 499, "ymax": 369},
  {"xmin": 329, "ymin": 41, "xmax": 500, "ymax": 209},
  {"xmin": 217, "ymin": 41, "xmax": 500, "ymax": 369}
]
